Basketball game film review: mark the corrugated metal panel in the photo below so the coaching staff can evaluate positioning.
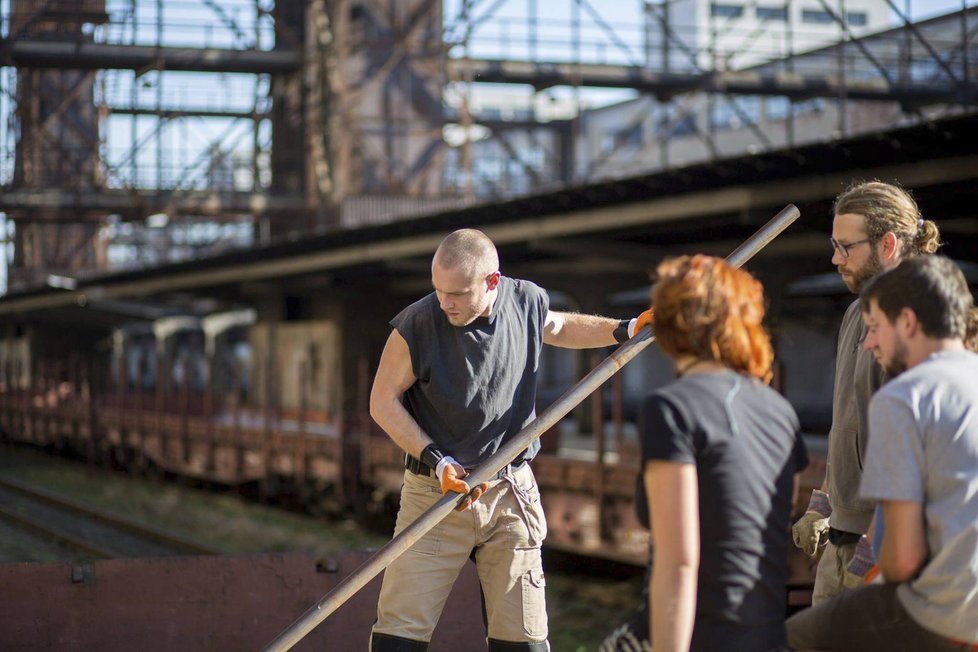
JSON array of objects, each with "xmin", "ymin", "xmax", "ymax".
[{"xmin": 339, "ymin": 195, "xmax": 478, "ymax": 229}]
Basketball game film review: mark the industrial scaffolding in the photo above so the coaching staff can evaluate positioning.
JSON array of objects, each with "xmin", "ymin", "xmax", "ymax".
[{"xmin": 0, "ymin": 0, "xmax": 974, "ymax": 291}]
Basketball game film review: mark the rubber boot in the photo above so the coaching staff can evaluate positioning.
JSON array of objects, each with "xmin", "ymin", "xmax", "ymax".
[
  {"xmin": 488, "ymin": 639, "xmax": 550, "ymax": 651},
  {"xmin": 370, "ymin": 632, "xmax": 428, "ymax": 651}
]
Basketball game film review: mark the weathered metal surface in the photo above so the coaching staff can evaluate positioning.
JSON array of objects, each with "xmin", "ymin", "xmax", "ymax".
[{"xmin": 0, "ymin": 551, "xmax": 486, "ymax": 651}]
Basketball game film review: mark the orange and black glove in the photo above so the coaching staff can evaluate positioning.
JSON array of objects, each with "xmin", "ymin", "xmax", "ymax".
[
  {"xmin": 438, "ymin": 461, "xmax": 489, "ymax": 512},
  {"xmin": 631, "ymin": 308, "xmax": 653, "ymax": 336},
  {"xmin": 421, "ymin": 444, "xmax": 489, "ymax": 512},
  {"xmin": 614, "ymin": 308, "xmax": 654, "ymax": 343}
]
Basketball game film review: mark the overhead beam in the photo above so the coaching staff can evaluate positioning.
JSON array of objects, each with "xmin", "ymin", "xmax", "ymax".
[
  {"xmin": 528, "ymin": 237, "xmax": 672, "ymax": 264},
  {"xmin": 3, "ymin": 41, "xmax": 301, "ymax": 74},
  {"xmin": 0, "ymin": 189, "xmax": 306, "ymax": 216},
  {"xmin": 109, "ymin": 107, "xmax": 270, "ymax": 120},
  {"xmin": 1, "ymin": 153, "xmax": 975, "ymax": 316},
  {"xmin": 448, "ymin": 59, "xmax": 962, "ymax": 104}
]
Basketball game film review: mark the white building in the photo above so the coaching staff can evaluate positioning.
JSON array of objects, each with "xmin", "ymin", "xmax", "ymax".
[{"xmin": 658, "ymin": 0, "xmax": 891, "ymax": 71}]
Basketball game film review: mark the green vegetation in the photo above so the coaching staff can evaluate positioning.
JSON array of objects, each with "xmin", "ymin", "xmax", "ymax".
[{"xmin": 0, "ymin": 444, "xmax": 385, "ymax": 556}]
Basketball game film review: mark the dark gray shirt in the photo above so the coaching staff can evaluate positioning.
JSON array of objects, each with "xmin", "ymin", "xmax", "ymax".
[
  {"xmin": 391, "ymin": 276, "xmax": 549, "ymax": 468},
  {"xmin": 634, "ymin": 370, "xmax": 807, "ymax": 652},
  {"xmin": 828, "ymin": 299, "xmax": 887, "ymax": 534}
]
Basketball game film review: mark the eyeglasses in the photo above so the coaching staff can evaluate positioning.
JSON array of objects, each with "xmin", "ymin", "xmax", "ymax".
[{"xmin": 830, "ymin": 237, "xmax": 874, "ymax": 258}]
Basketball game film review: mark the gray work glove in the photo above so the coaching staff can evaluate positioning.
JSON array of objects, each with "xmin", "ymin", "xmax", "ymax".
[
  {"xmin": 843, "ymin": 535, "xmax": 877, "ymax": 588},
  {"xmin": 792, "ymin": 490, "xmax": 832, "ymax": 557}
]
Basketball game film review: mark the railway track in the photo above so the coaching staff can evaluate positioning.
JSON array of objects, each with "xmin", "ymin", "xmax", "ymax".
[{"xmin": 0, "ymin": 477, "xmax": 223, "ymax": 560}]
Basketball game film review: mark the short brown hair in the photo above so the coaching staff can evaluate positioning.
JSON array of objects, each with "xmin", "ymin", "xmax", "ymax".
[
  {"xmin": 652, "ymin": 255, "xmax": 773, "ymax": 381},
  {"xmin": 434, "ymin": 228, "xmax": 499, "ymax": 277},
  {"xmin": 860, "ymin": 256, "xmax": 973, "ymax": 340},
  {"xmin": 834, "ymin": 181, "xmax": 941, "ymax": 255}
]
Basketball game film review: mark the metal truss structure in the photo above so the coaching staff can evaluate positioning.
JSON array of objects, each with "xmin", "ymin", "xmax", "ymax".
[{"xmin": 0, "ymin": 0, "xmax": 974, "ymax": 291}]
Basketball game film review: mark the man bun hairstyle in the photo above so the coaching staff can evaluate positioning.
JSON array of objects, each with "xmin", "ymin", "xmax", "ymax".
[
  {"xmin": 860, "ymin": 256, "xmax": 973, "ymax": 340},
  {"xmin": 834, "ymin": 181, "xmax": 941, "ymax": 255}
]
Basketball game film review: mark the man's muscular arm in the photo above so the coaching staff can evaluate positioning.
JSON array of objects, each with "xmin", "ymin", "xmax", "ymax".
[
  {"xmin": 544, "ymin": 309, "xmax": 652, "ymax": 349},
  {"xmin": 369, "ymin": 329, "xmax": 431, "ymax": 459},
  {"xmin": 368, "ymin": 329, "xmax": 487, "ymax": 510}
]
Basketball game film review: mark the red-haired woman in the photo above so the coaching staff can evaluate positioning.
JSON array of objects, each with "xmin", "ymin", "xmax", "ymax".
[{"xmin": 601, "ymin": 255, "xmax": 809, "ymax": 652}]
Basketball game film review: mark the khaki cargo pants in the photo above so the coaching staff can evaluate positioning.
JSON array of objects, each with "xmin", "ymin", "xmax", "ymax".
[
  {"xmin": 812, "ymin": 538, "xmax": 859, "ymax": 605},
  {"xmin": 371, "ymin": 462, "xmax": 549, "ymax": 647}
]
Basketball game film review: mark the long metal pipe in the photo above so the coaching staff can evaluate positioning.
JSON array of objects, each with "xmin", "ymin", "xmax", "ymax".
[{"xmin": 261, "ymin": 203, "xmax": 801, "ymax": 652}]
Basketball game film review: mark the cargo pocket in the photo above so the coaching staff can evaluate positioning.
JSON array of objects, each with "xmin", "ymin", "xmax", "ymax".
[
  {"xmin": 521, "ymin": 567, "xmax": 548, "ymax": 638},
  {"xmin": 508, "ymin": 470, "xmax": 548, "ymax": 548}
]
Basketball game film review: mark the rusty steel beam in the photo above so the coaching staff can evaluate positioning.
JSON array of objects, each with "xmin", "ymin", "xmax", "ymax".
[
  {"xmin": 109, "ymin": 107, "xmax": 270, "ymax": 120},
  {"xmin": 448, "ymin": 58, "xmax": 963, "ymax": 104},
  {"xmin": 4, "ymin": 41, "xmax": 301, "ymax": 74}
]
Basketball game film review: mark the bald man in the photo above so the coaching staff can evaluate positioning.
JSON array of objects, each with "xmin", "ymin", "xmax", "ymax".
[{"xmin": 369, "ymin": 228, "xmax": 650, "ymax": 651}]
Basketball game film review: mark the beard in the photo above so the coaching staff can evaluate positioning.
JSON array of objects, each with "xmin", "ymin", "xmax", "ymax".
[
  {"xmin": 445, "ymin": 311, "xmax": 477, "ymax": 327},
  {"xmin": 840, "ymin": 247, "xmax": 884, "ymax": 294},
  {"xmin": 442, "ymin": 295, "xmax": 492, "ymax": 327},
  {"xmin": 881, "ymin": 338, "xmax": 910, "ymax": 376}
]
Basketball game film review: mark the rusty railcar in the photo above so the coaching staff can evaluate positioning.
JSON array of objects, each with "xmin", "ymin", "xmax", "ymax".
[{"xmin": 0, "ymin": 312, "xmax": 826, "ymax": 588}]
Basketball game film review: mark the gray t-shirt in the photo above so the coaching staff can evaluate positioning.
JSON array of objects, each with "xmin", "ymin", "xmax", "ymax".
[
  {"xmin": 391, "ymin": 276, "xmax": 549, "ymax": 468},
  {"xmin": 860, "ymin": 349, "xmax": 978, "ymax": 643}
]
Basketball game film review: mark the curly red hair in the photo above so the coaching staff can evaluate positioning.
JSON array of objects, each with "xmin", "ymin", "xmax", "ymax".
[{"xmin": 651, "ymin": 255, "xmax": 774, "ymax": 381}]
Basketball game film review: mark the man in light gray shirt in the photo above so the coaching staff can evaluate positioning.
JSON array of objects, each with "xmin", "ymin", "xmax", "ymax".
[{"xmin": 787, "ymin": 256, "xmax": 978, "ymax": 651}]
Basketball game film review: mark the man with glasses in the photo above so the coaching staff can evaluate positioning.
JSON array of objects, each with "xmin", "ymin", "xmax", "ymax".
[
  {"xmin": 791, "ymin": 181, "xmax": 942, "ymax": 604},
  {"xmin": 787, "ymin": 256, "xmax": 978, "ymax": 651},
  {"xmin": 369, "ymin": 228, "xmax": 651, "ymax": 651}
]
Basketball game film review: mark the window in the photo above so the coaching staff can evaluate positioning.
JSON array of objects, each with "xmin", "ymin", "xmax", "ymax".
[
  {"xmin": 756, "ymin": 6, "xmax": 788, "ymax": 21},
  {"xmin": 765, "ymin": 96, "xmax": 791, "ymax": 120},
  {"xmin": 794, "ymin": 98, "xmax": 826, "ymax": 115},
  {"xmin": 615, "ymin": 123, "xmax": 643, "ymax": 149},
  {"xmin": 802, "ymin": 9, "xmax": 834, "ymax": 24},
  {"xmin": 847, "ymin": 11, "xmax": 868, "ymax": 26},
  {"xmin": 666, "ymin": 114, "xmax": 697, "ymax": 139},
  {"xmin": 711, "ymin": 3, "xmax": 744, "ymax": 19},
  {"xmin": 710, "ymin": 96, "xmax": 761, "ymax": 130}
]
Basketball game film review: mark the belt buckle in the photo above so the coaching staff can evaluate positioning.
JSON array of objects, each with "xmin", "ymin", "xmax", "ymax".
[{"xmin": 494, "ymin": 462, "xmax": 517, "ymax": 481}]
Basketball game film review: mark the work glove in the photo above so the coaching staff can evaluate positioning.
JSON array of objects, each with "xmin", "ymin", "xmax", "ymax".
[
  {"xmin": 437, "ymin": 458, "xmax": 489, "ymax": 512},
  {"xmin": 843, "ymin": 535, "xmax": 876, "ymax": 588},
  {"xmin": 792, "ymin": 489, "xmax": 832, "ymax": 557},
  {"xmin": 629, "ymin": 308, "xmax": 654, "ymax": 337}
]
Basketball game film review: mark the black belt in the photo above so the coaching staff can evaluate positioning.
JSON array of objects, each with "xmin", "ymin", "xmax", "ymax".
[
  {"xmin": 828, "ymin": 527, "xmax": 862, "ymax": 546},
  {"xmin": 405, "ymin": 454, "xmax": 525, "ymax": 481}
]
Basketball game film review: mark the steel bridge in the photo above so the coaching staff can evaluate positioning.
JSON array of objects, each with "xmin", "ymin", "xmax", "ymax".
[{"xmin": 0, "ymin": 0, "xmax": 975, "ymax": 291}]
